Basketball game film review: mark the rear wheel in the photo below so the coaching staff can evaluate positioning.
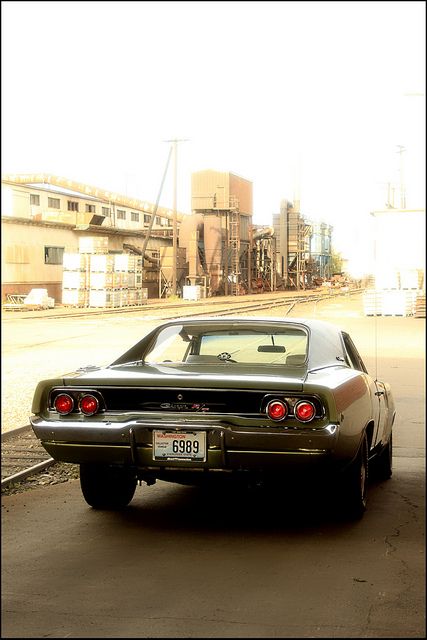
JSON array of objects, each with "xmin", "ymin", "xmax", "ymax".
[
  {"xmin": 340, "ymin": 433, "xmax": 368, "ymax": 519},
  {"xmin": 80, "ymin": 464, "xmax": 137, "ymax": 509}
]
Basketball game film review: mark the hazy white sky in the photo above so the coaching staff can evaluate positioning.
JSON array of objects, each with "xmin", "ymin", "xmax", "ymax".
[{"xmin": 1, "ymin": 0, "xmax": 425, "ymax": 267}]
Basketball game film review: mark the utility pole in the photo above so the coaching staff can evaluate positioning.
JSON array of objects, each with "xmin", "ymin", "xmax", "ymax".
[
  {"xmin": 140, "ymin": 146, "xmax": 173, "ymax": 266},
  {"xmin": 164, "ymin": 138, "xmax": 189, "ymax": 296}
]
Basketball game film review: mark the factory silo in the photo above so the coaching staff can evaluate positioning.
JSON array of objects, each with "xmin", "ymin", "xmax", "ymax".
[{"xmin": 191, "ymin": 169, "xmax": 253, "ymax": 295}]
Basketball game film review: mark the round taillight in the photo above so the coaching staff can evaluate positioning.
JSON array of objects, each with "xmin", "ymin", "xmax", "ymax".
[
  {"xmin": 267, "ymin": 399, "xmax": 288, "ymax": 421},
  {"xmin": 294, "ymin": 400, "xmax": 316, "ymax": 422},
  {"xmin": 80, "ymin": 394, "xmax": 99, "ymax": 416},
  {"xmin": 54, "ymin": 393, "xmax": 74, "ymax": 415}
]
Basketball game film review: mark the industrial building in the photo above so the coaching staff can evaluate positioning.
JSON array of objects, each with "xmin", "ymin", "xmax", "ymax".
[
  {"xmin": 2, "ymin": 171, "xmax": 335, "ymax": 305},
  {"xmin": 180, "ymin": 169, "xmax": 253, "ymax": 296},
  {"xmin": 273, "ymin": 200, "xmax": 333, "ymax": 290},
  {"xmin": 181, "ymin": 170, "xmax": 333, "ymax": 297},
  {"xmin": 1, "ymin": 174, "xmax": 182, "ymax": 302}
]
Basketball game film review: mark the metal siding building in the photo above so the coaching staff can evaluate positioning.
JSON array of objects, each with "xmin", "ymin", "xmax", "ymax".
[
  {"xmin": 1, "ymin": 176, "xmax": 180, "ymax": 302},
  {"xmin": 191, "ymin": 169, "xmax": 253, "ymax": 216}
]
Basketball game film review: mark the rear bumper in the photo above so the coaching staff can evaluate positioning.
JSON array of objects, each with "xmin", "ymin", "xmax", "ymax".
[{"xmin": 30, "ymin": 416, "xmax": 342, "ymax": 472}]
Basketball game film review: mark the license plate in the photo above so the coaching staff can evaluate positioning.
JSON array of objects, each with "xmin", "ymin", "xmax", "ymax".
[{"xmin": 153, "ymin": 431, "xmax": 206, "ymax": 461}]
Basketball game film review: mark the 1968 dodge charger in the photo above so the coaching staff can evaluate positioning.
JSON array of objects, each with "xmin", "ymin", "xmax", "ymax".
[{"xmin": 30, "ymin": 316, "xmax": 395, "ymax": 518}]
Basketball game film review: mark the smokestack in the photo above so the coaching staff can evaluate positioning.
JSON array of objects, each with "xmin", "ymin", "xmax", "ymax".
[{"xmin": 292, "ymin": 157, "xmax": 301, "ymax": 214}]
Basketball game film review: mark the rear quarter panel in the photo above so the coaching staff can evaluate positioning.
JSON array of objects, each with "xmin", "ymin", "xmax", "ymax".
[
  {"xmin": 31, "ymin": 378, "xmax": 65, "ymax": 414},
  {"xmin": 305, "ymin": 366, "xmax": 375, "ymax": 460}
]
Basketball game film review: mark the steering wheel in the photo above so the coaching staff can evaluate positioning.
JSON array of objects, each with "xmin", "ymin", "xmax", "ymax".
[{"xmin": 217, "ymin": 352, "xmax": 237, "ymax": 363}]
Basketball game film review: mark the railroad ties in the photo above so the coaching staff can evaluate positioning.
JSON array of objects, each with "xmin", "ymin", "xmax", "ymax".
[{"xmin": 1, "ymin": 426, "xmax": 54, "ymax": 489}]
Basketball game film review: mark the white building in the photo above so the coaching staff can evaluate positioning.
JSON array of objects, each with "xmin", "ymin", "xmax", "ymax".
[{"xmin": 370, "ymin": 207, "xmax": 425, "ymax": 289}]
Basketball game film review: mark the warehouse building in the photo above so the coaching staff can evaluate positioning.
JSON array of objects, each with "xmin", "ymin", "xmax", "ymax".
[{"xmin": 1, "ymin": 174, "xmax": 186, "ymax": 302}]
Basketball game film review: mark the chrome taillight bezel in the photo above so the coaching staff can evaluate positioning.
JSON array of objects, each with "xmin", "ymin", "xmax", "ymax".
[
  {"xmin": 294, "ymin": 400, "xmax": 316, "ymax": 423},
  {"xmin": 49, "ymin": 389, "xmax": 104, "ymax": 416},
  {"xmin": 54, "ymin": 393, "xmax": 74, "ymax": 415},
  {"xmin": 266, "ymin": 399, "xmax": 289, "ymax": 421},
  {"xmin": 79, "ymin": 394, "xmax": 100, "ymax": 416},
  {"xmin": 262, "ymin": 393, "xmax": 324, "ymax": 425}
]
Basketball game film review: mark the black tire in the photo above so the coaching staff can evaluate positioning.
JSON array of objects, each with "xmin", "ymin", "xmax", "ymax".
[
  {"xmin": 80, "ymin": 464, "xmax": 137, "ymax": 509},
  {"xmin": 340, "ymin": 433, "xmax": 368, "ymax": 519},
  {"xmin": 372, "ymin": 433, "xmax": 393, "ymax": 481}
]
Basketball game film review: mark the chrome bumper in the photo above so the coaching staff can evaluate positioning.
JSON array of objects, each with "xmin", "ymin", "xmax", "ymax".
[{"xmin": 30, "ymin": 416, "xmax": 340, "ymax": 470}]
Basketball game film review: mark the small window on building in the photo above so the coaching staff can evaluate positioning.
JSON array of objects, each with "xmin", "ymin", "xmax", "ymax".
[
  {"xmin": 131, "ymin": 212, "xmax": 139, "ymax": 222},
  {"xmin": 48, "ymin": 197, "xmax": 60, "ymax": 209},
  {"xmin": 102, "ymin": 207, "xmax": 111, "ymax": 216},
  {"xmin": 68, "ymin": 201, "xmax": 79, "ymax": 211},
  {"xmin": 144, "ymin": 214, "xmax": 151, "ymax": 224},
  {"xmin": 44, "ymin": 246, "xmax": 64, "ymax": 265},
  {"xmin": 30, "ymin": 194, "xmax": 40, "ymax": 206},
  {"xmin": 117, "ymin": 209, "xmax": 126, "ymax": 220},
  {"xmin": 155, "ymin": 216, "xmax": 161, "ymax": 225},
  {"xmin": 85, "ymin": 204, "xmax": 96, "ymax": 213}
]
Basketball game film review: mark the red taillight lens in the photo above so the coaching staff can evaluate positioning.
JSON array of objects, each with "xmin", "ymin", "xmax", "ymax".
[
  {"xmin": 267, "ymin": 399, "xmax": 288, "ymax": 421},
  {"xmin": 54, "ymin": 394, "xmax": 74, "ymax": 415},
  {"xmin": 80, "ymin": 394, "xmax": 99, "ymax": 416},
  {"xmin": 294, "ymin": 400, "xmax": 316, "ymax": 422}
]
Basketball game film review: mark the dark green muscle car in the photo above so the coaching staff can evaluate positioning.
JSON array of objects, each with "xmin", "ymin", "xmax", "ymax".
[{"xmin": 30, "ymin": 316, "xmax": 395, "ymax": 518}]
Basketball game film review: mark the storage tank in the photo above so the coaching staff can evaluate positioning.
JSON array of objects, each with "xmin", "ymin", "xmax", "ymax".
[
  {"xmin": 203, "ymin": 214, "xmax": 223, "ymax": 293},
  {"xmin": 178, "ymin": 213, "xmax": 204, "ymax": 278}
]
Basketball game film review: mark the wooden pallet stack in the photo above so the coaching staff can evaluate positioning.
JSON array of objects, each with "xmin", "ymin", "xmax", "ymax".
[
  {"xmin": 62, "ymin": 237, "xmax": 147, "ymax": 308},
  {"xmin": 363, "ymin": 269, "xmax": 425, "ymax": 317},
  {"xmin": 62, "ymin": 252, "xmax": 90, "ymax": 307},
  {"xmin": 414, "ymin": 292, "xmax": 426, "ymax": 318}
]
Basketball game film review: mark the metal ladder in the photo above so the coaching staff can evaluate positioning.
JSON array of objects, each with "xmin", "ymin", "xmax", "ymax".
[{"xmin": 228, "ymin": 196, "xmax": 240, "ymax": 295}]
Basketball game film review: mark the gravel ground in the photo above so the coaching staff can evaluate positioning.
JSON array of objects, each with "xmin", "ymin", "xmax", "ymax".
[
  {"xmin": 1, "ymin": 428, "xmax": 79, "ymax": 496},
  {"xmin": 1, "ymin": 462, "xmax": 80, "ymax": 497}
]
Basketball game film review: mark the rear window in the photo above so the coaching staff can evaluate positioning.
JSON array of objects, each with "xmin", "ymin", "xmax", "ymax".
[{"xmin": 143, "ymin": 325, "xmax": 308, "ymax": 365}]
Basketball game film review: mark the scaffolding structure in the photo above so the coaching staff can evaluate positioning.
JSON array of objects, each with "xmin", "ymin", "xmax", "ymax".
[
  {"xmin": 249, "ymin": 228, "xmax": 276, "ymax": 293},
  {"xmin": 310, "ymin": 222, "xmax": 333, "ymax": 281},
  {"xmin": 286, "ymin": 207, "xmax": 312, "ymax": 289},
  {"xmin": 227, "ymin": 196, "xmax": 241, "ymax": 295},
  {"xmin": 272, "ymin": 199, "xmax": 333, "ymax": 290}
]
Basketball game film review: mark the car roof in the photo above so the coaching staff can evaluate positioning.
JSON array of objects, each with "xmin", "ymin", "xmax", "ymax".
[{"xmin": 165, "ymin": 315, "xmax": 334, "ymax": 330}]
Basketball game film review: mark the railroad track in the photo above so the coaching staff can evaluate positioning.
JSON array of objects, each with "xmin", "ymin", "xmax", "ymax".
[
  {"xmin": 1, "ymin": 425, "xmax": 55, "ymax": 490},
  {"xmin": 5, "ymin": 288, "xmax": 362, "ymax": 320},
  {"xmin": 1, "ymin": 289, "xmax": 362, "ymax": 490}
]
